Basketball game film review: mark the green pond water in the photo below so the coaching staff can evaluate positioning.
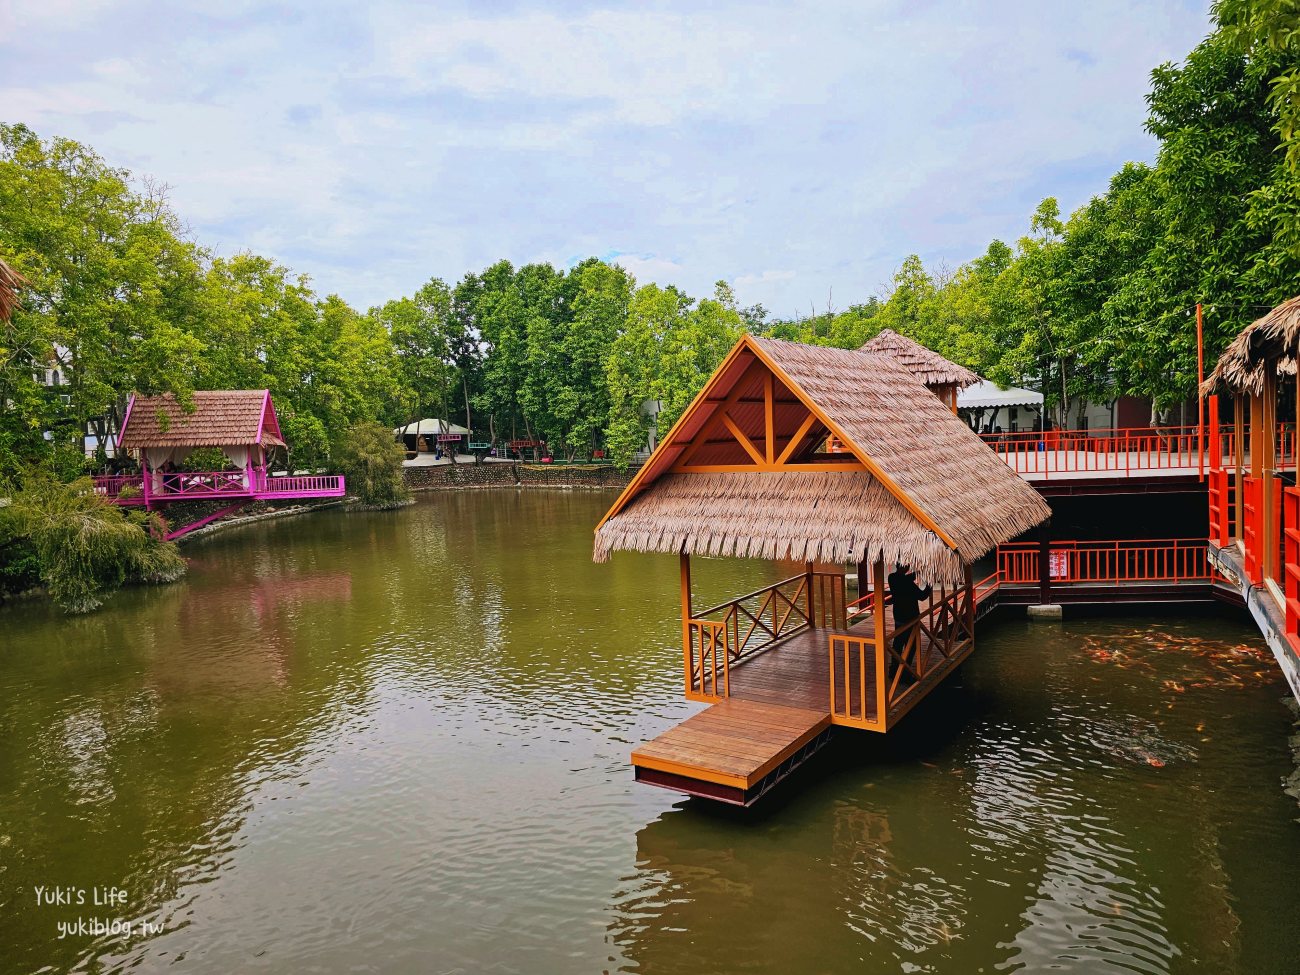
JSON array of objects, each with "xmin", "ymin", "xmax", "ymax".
[{"xmin": 1, "ymin": 491, "xmax": 1299, "ymax": 974}]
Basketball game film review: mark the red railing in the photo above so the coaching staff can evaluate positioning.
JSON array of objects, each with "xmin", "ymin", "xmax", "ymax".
[
  {"xmin": 1284, "ymin": 487, "xmax": 1300, "ymax": 653},
  {"xmin": 980, "ymin": 423, "xmax": 1294, "ymax": 479},
  {"xmin": 996, "ymin": 538, "xmax": 1212, "ymax": 584},
  {"xmin": 1242, "ymin": 475, "xmax": 1262, "ymax": 585},
  {"xmin": 1208, "ymin": 466, "xmax": 1234, "ymax": 546}
]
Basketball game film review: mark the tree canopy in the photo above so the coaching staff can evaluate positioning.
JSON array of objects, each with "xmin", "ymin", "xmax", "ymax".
[{"xmin": 2, "ymin": 6, "xmax": 1299, "ymax": 484}]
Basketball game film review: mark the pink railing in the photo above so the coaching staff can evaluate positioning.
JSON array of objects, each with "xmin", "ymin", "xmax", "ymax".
[
  {"xmin": 259, "ymin": 475, "xmax": 346, "ymax": 495},
  {"xmin": 94, "ymin": 470, "xmax": 345, "ymax": 504},
  {"xmin": 978, "ymin": 424, "xmax": 1296, "ymax": 479},
  {"xmin": 159, "ymin": 471, "xmax": 249, "ymax": 496},
  {"xmin": 91, "ymin": 475, "xmax": 144, "ymax": 499}
]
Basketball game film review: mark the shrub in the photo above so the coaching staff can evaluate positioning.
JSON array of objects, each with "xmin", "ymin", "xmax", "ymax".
[
  {"xmin": 333, "ymin": 421, "xmax": 410, "ymax": 509},
  {"xmin": 4, "ymin": 476, "xmax": 186, "ymax": 613},
  {"xmin": 181, "ymin": 446, "xmax": 229, "ymax": 471}
]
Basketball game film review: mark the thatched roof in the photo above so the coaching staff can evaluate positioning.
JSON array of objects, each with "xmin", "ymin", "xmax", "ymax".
[
  {"xmin": 0, "ymin": 257, "xmax": 26, "ymax": 323},
  {"xmin": 858, "ymin": 329, "xmax": 979, "ymax": 390},
  {"xmin": 119, "ymin": 390, "xmax": 287, "ymax": 449},
  {"xmin": 1202, "ymin": 296, "xmax": 1300, "ymax": 397},
  {"xmin": 595, "ymin": 336, "xmax": 1050, "ymax": 584}
]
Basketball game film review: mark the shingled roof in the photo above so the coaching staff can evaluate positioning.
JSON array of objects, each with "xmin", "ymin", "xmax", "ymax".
[
  {"xmin": 118, "ymin": 390, "xmax": 287, "ymax": 449},
  {"xmin": 594, "ymin": 336, "xmax": 1049, "ymax": 585},
  {"xmin": 858, "ymin": 328, "xmax": 979, "ymax": 389}
]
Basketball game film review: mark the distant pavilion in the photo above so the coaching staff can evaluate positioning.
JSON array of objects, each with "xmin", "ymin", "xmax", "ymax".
[
  {"xmin": 95, "ymin": 390, "xmax": 345, "ymax": 538},
  {"xmin": 858, "ymin": 328, "xmax": 980, "ymax": 412}
]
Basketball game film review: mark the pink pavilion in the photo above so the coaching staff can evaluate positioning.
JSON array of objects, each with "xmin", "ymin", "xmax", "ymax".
[{"xmin": 94, "ymin": 390, "xmax": 346, "ymax": 538}]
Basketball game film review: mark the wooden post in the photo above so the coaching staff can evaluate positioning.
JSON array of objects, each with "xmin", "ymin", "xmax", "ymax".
[
  {"xmin": 1197, "ymin": 302, "xmax": 1205, "ymax": 480},
  {"xmin": 680, "ymin": 552, "xmax": 692, "ymax": 693},
  {"xmin": 1208, "ymin": 395, "xmax": 1219, "ymax": 473},
  {"xmin": 873, "ymin": 559, "xmax": 887, "ymax": 724},
  {"xmin": 1234, "ymin": 396, "xmax": 1245, "ymax": 542},
  {"xmin": 964, "ymin": 564, "xmax": 975, "ymax": 647},
  {"xmin": 1251, "ymin": 393, "xmax": 1264, "ymax": 479},
  {"xmin": 806, "ymin": 561, "xmax": 817, "ymax": 628},
  {"xmin": 1264, "ymin": 371, "xmax": 1279, "ymax": 581},
  {"xmin": 1037, "ymin": 522, "xmax": 1052, "ymax": 606}
]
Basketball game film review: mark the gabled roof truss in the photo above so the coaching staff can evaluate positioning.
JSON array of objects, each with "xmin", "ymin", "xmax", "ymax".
[{"xmin": 669, "ymin": 359, "xmax": 865, "ymax": 474}]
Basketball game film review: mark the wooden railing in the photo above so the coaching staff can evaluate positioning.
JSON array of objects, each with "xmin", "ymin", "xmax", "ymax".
[
  {"xmin": 685, "ymin": 619, "xmax": 730, "ymax": 702},
  {"xmin": 830, "ymin": 579, "xmax": 974, "ymax": 732},
  {"xmin": 996, "ymin": 538, "xmax": 1212, "ymax": 585},
  {"xmin": 685, "ymin": 570, "xmax": 846, "ymax": 700}
]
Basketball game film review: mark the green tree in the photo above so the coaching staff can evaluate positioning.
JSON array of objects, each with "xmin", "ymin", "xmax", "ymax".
[
  {"xmin": 3, "ymin": 474, "xmax": 185, "ymax": 613},
  {"xmin": 0, "ymin": 124, "xmax": 205, "ymax": 467},
  {"xmin": 333, "ymin": 420, "xmax": 411, "ymax": 509}
]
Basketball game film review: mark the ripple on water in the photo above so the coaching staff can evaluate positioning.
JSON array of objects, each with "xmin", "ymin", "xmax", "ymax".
[{"xmin": 1, "ymin": 498, "xmax": 1298, "ymax": 975}]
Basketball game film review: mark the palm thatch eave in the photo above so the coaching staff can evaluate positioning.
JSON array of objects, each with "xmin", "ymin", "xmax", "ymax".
[{"xmin": 1202, "ymin": 295, "xmax": 1300, "ymax": 397}]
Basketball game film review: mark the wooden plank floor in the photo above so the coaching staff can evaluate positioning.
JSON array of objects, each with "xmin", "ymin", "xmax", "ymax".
[
  {"xmin": 634, "ymin": 599, "xmax": 983, "ymax": 802},
  {"xmin": 632, "ymin": 698, "xmax": 830, "ymax": 790},
  {"xmin": 728, "ymin": 616, "xmax": 949, "ymax": 721}
]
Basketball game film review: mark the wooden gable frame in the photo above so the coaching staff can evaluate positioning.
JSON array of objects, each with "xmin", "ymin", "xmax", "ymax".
[{"xmin": 597, "ymin": 335, "xmax": 955, "ymax": 548}]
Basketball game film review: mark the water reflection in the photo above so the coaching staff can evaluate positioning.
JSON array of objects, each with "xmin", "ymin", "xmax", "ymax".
[
  {"xmin": 0, "ymin": 494, "xmax": 1297, "ymax": 973},
  {"xmin": 610, "ymin": 619, "xmax": 1300, "ymax": 974}
]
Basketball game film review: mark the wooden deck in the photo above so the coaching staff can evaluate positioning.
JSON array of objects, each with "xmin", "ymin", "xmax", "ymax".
[
  {"xmin": 632, "ymin": 698, "xmax": 832, "ymax": 805},
  {"xmin": 632, "ymin": 611, "xmax": 968, "ymax": 805}
]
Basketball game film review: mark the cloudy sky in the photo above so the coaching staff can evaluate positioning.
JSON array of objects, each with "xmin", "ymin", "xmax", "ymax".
[{"xmin": 2, "ymin": 0, "xmax": 1213, "ymax": 317}]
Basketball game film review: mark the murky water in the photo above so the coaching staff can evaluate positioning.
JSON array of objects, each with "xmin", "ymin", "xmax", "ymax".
[{"xmin": 1, "ymin": 491, "xmax": 1298, "ymax": 974}]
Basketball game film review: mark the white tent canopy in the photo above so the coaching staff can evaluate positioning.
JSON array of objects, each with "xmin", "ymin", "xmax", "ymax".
[
  {"xmin": 395, "ymin": 418, "xmax": 471, "ymax": 436},
  {"xmin": 957, "ymin": 380, "xmax": 1043, "ymax": 410}
]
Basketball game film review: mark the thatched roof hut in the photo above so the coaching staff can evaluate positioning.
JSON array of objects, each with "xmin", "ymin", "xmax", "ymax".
[
  {"xmin": 1202, "ymin": 296, "xmax": 1300, "ymax": 397},
  {"xmin": 858, "ymin": 329, "xmax": 979, "ymax": 390},
  {"xmin": 595, "ymin": 336, "xmax": 1049, "ymax": 585},
  {"xmin": 0, "ymin": 257, "xmax": 26, "ymax": 323}
]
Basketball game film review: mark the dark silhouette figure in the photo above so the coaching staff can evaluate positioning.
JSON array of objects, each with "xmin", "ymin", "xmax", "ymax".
[{"xmin": 887, "ymin": 564, "xmax": 932, "ymax": 657}]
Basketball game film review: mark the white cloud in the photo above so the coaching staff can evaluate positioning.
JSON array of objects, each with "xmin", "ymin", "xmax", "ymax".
[
  {"xmin": 735, "ymin": 269, "xmax": 797, "ymax": 289},
  {"xmin": 609, "ymin": 254, "xmax": 687, "ymax": 288},
  {"xmin": 0, "ymin": 0, "xmax": 1215, "ymax": 315}
]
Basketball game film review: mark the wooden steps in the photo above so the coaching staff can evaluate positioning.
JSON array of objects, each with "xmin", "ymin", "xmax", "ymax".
[{"xmin": 632, "ymin": 699, "xmax": 832, "ymax": 806}]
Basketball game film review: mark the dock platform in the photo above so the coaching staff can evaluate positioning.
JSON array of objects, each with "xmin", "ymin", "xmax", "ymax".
[
  {"xmin": 633, "ymin": 699, "xmax": 832, "ymax": 805},
  {"xmin": 632, "ymin": 610, "xmax": 967, "ymax": 805}
]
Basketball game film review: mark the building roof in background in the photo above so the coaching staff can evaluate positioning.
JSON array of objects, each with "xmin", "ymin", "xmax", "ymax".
[
  {"xmin": 957, "ymin": 379, "xmax": 1044, "ymax": 410},
  {"xmin": 858, "ymin": 328, "xmax": 980, "ymax": 390},
  {"xmin": 119, "ymin": 390, "xmax": 286, "ymax": 449},
  {"xmin": 394, "ymin": 418, "xmax": 471, "ymax": 436},
  {"xmin": 594, "ymin": 336, "xmax": 1050, "ymax": 584},
  {"xmin": 1202, "ymin": 295, "xmax": 1300, "ymax": 397}
]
